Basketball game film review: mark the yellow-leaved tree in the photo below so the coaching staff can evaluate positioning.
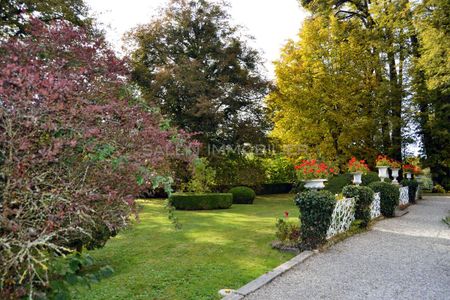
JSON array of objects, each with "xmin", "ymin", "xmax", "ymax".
[{"xmin": 268, "ymin": 16, "xmax": 382, "ymax": 166}]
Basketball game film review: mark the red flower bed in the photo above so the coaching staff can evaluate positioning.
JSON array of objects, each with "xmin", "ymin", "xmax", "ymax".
[
  {"xmin": 347, "ymin": 157, "xmax": 370, "ymax": 173},
  {"xmin": 294, "ymin": 160, "xmax": 338, "ymax": 180},
  {"xmin": 403, "ymin": 164, "xmax": 421, "ymax": 174},
  {"xmin": 376, "ymin": 155, "xmax": 391, "ymax": 167}
]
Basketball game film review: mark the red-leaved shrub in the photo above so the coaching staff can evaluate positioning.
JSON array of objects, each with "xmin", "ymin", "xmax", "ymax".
[{"xmin": 0, "ymin": 19, "xmax": 198, "ymax": 297}]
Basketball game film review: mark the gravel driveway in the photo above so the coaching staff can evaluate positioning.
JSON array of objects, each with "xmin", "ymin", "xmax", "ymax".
[{"xmin": 245, "ymin": 196, "xmax": 450, "ymax": 300}]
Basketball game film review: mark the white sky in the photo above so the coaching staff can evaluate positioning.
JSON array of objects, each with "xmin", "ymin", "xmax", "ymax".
[{"xmin": 85, "ymin": 0, "xmax": 308, "ymax": 78}]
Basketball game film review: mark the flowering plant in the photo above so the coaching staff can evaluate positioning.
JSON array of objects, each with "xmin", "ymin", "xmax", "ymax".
[
  {"xmin": 389, "ymin": 159, "xmax": 402, "ymax": 169},
  {"xmin": 403, "ymin": 164, "xmax": 422, "ymax": 175},
  {"xmin": 294, "ymin": 160, "xmax": 339, "ymax": 180},
  {"xmin": 347, "ymin": 157, "xmax": 370, "ymax": 174},
  {"xmin": 413, "ymin": 166, "xmax": 422, "ymax": 175},
  {"xmin": 275, "ymin": 211, "xmax": 300, "ymax": 246},
  {"xmin": 402, "ymin": 164, "xmax": 415, "ymax": 173},
  {"xmin": 376, "ymin": 155, "xmax": 391, "ymax": 167}
]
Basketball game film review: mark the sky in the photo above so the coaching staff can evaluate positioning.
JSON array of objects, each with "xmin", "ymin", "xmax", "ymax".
[{"xmin": 85, "ymin": 0, "xmax": 308, "ymax": 78}]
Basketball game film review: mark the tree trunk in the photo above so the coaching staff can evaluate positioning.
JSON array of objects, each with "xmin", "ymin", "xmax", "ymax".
[{"xmin": 387, "ymin": 39, "xmax": 402, "ymax": 161}]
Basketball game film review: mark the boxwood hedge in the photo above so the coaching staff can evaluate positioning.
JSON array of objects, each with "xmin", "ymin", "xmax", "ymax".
[
  {"xmin": 259, "ymin": 183, "xmax": 293, "ymax": 194},
  {"xmin": 342, "ymin": 185, "xmax": 374, "ymax": 227},
  {"xmin": 324, "ymin": 174, "xmax": 352, "ymax": 194},
  {"xmin": 361, "ymin": 171, "xmax": 380, "ymax": 186},
  {"xmin": 401, "ymin": 179, "xmax": 419, "ymax": 204},
  {"xmin": 169, "ymin": 193, "xmax": 233, "ymax": 210},
  {"xmin": 228, "ymin": 186, "xmax": 256, "ymax": 204},
  {"xmin": 368, "ymin": 182, "xmax": 399, "ymax": 217},
  {"xmin": 295, "ymin": 190, "xmax": 336, "ymax": 250}
]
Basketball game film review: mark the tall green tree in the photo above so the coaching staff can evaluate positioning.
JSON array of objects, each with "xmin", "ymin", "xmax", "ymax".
[
  {"xmin": 0, "ymin": 0, "xmax": 91, "ymax": 37},
  {"xmin": 294, "ymin": 0, "xmax": 449, "ymax": 186},
  {"xmin": 414, "ymin": 0, "xmax": 450, "ymax": 188},
  {"xmin": 128, "ymin": 0, "xmax": 271, "ymax": 146}
]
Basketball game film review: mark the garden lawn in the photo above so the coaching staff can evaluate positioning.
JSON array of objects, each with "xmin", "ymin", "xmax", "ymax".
[{"xmin": 73, "ymin": 194, "xmax": 298, "ymax": 300}]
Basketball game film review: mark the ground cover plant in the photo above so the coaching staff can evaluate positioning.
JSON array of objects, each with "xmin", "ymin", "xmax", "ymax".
[
  {"xmin": 72, "ymin": 194, "xmax": 298, "ymax": 299},
  {"xmin": 274, "ymin": 211, "xmax": 300, "ymax": 248}
]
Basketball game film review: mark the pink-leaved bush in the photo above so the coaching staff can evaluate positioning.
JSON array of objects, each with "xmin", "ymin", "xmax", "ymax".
[{"xmin": 0, "ymin": 19, "xmax": 198, "ymax": 297}]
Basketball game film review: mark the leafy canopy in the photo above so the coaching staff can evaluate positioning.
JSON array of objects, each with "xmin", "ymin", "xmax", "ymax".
[
  {"xmin": 128, "ymin": 0, "xmax": 271, "ymax": 146},
  {"xmin": 268, "ymin": 16, "xmax": 381, "ymax": 166}
]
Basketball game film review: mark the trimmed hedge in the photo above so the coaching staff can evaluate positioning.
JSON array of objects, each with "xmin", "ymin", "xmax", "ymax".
[
  {"xmin": 342, "ymin": 185, "xmax": 374, "ymax": 227},
  {"xmin": 169, "ymin": 193, "xmax": 233, "ymax": 210},
  {"xmin": 228, "ymin": 186, "xmax": 256, "ymax": 204},
  {"xmin": 324, "ymin": 174, "xmax": 352, "ymax": 194},
  {"xmin": 214, "ymin": 183, "xmax": 292, "ymax": 195},
  {"xmin": 361, "ymin": 172, "xmax": 380, "ymax": 186},
  {"xmin": 368, "ymin": 182, "xmax": 399, "ymax": 217},
  {"xmin": 258, "ymin": 183, "xmax": 292, "ymax": 195},
  {"xmin": 295, "ymin": 190, "xmax": 336, "ymax": 250},
  {"xmin": 401, "ymin": 179, "xmax": 419, "ymax": 204}
]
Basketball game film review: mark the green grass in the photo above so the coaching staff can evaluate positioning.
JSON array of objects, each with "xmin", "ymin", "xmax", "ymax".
[{"xmin": 74, "ymin": 194, "xmax": 298, "ymax": 300}]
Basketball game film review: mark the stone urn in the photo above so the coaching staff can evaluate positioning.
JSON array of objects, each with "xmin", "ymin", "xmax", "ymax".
[
  {"xmin": 404, "ymin": 172, "xmax": 412, "ymax": 179},
  {"xmin": 376, "ymin": 166, "xmax": 389, "ymax": 182},
  {"xmin": 391, "ymin": 168, "xmax": 400, "ymax": 185},
  {"xmin": 303, "ymin": 179, "xmax": 327, "ymax": 190},
  {"xmin": 351, "ymin": 172, "xmax": 363, "ymax": 186}
]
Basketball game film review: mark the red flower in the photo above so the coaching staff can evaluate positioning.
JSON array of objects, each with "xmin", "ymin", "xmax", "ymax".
[{"xmin": 284, "ymin": 211, "xmax": 289, "ymax": 218}]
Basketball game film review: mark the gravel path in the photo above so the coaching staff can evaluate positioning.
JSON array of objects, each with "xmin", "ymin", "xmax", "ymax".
[{"xmin": 245, "ymin": 196, "xmax": 450, "ymax": 300}]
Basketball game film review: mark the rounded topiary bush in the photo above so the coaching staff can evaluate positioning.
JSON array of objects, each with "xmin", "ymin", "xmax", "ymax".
[
  {"xmin": 228, "ymin": 186, "xmax": 256, "ymax": 204},
  {"xmin": 324, "ymin": 174, "xmax": 352, "ymax": 194},
  {"xmin": 368, "ymin": 182, "xmax": 399, "ymax": 217},
  {"xmin": 342, "ymin": 185, "xmax": 374, "ymax": 227},
  {"xmin": 295, "ymin": 190, "xmax": 336, "ymax": 250},
  {"xmin": 169, "ymin": 193, "xmax": 233, "ymax": 210},
  {"xmin": 361, "ymin": 172, "xmax": 380, "ymax": 186}
]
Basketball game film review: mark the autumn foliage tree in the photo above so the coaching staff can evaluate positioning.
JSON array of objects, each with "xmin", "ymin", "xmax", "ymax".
[
  {"xmin": 272, "ymin": 0, "xmax": 449, "ymax": 184},
  {"xmin": 268, "ymin": 16, "xmax": 382, "ymax": 166},
  {"xmin": 0, "ymin": 0, "xmax": 92, "ymax": 37},
  {"xmin": 0, "ymin": 19, "xmax": 197, "ymax": 297}
]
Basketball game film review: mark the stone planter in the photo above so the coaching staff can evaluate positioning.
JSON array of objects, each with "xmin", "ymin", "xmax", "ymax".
[
  {"xmin": 351, "ymin": 172, "xmax": 363, "ymax": 185},
  {"xmin": 303, "ymin": 179, "xmax": 327, "ymax": 190},
  {"xmin": 391, "ymin": 168, "xmax": 400, "ymax": 185},
  {"xmin": 376, "ymin": 166, "xmax": 389, "ymax": 182},
  {"xmin": 404, "ymin": 172, "xmax": 412, "ymax": 179}
]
